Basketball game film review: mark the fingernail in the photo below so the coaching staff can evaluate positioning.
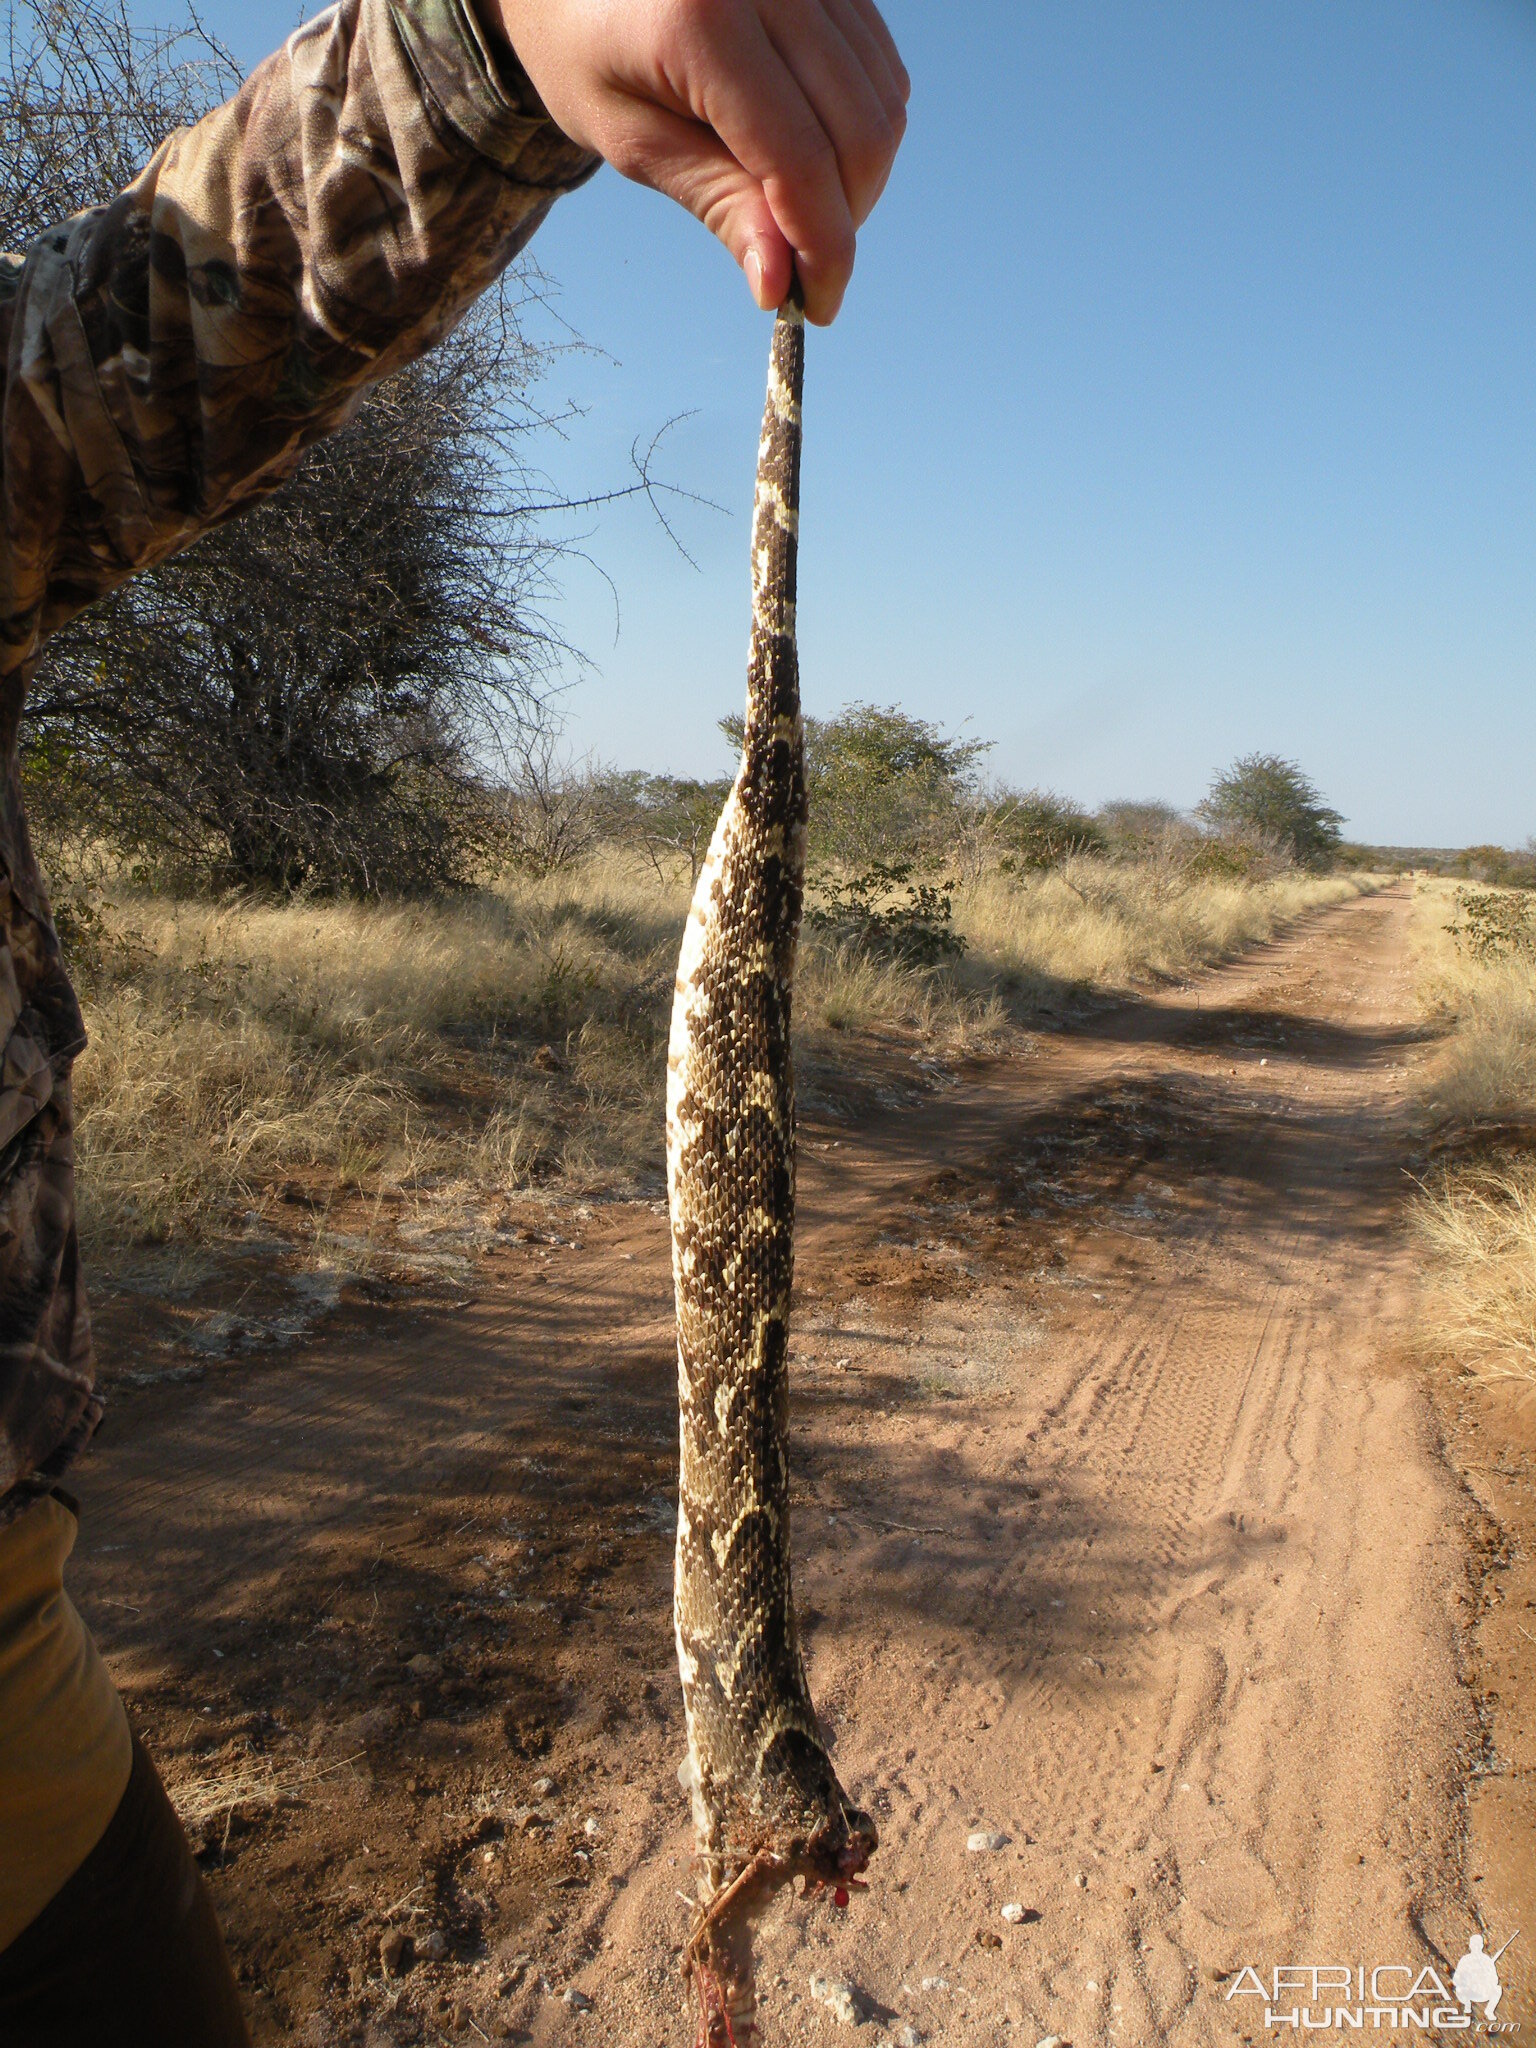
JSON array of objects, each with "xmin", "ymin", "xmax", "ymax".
[{"xmin": 744, "ymin": 246, "xmax": 764, "ymax": 304}]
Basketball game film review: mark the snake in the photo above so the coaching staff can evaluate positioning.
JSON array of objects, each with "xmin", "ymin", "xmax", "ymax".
[{"xmin": 665, "ymin": 287, "xmax": 878, "ymax": 2048}]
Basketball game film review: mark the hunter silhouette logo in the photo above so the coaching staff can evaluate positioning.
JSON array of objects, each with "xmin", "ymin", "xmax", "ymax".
[
  {"xmin": 1225, "ymin": 1931, "xmax": 1520, "ymax": 2032},
  {"xmin": 1453, "ymin": 1933, "xmax": 1516, "ymax": 2025}
]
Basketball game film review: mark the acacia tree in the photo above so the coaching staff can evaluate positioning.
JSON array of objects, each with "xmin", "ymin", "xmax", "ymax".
[
  {"xmin": 1199, "ymin": 754, "xmax": 1344, "ymax": 870},
  {"xmin": 4, "ymin": 0, "xmax": 587, "ymax": 895}
]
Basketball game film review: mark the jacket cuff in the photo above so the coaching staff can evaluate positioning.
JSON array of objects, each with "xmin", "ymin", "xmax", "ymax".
[{"xmin": 388, "ymin": 0, "xmax": 601, "ymax": 186}]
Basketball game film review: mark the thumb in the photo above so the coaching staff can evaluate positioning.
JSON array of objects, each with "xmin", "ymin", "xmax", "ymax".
[{"xmin": 601, "ymin": 100, "xmax": 795, "ymax": 310}]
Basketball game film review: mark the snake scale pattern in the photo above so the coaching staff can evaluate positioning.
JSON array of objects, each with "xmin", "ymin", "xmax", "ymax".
[{"xmin": 666, "ymin": 292, "xmax": 877, "ymax": 2047}]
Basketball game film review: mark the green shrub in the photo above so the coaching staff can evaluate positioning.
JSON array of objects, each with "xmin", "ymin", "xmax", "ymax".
[
  {"xmin": 807, "ymin": 861, "xmax": 966, "ymax": 966},
  {"xmin": 1182, "ymin": 838, "xmax": 1279, "ymax": 883},
  {"xmin": 990, "ymin": 790, "xmax": 1107, "ymax": 869},
  {"xmin": 1096, "ymin": 800, "xmax": 1195, "ymax": 859},
  {"xmin": 1451, "ymin": 845, "xmax": 1536, "ymax": 890},
  {"xmin": 1448, "ymin": 889, "xmax": 1536, "ymax": 964},
  {"xmin": 720, "ymin": 702, "xmax": 988, "ymax": 873}
]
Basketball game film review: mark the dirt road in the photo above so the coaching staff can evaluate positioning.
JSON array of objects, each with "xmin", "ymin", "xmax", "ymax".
[{"xmin": 72, "ymin": 884, "xmax": 1499, "ymax": 2046}]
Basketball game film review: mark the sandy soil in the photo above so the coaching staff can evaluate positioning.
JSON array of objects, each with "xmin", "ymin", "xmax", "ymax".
[
  {"xmin": 69, "ymin": 884, "xmax": 1528, "ymax": 2046},
  {"xmin": 1438, "ymin": 1358, "xmax": 1536, "ymax": 2018}
]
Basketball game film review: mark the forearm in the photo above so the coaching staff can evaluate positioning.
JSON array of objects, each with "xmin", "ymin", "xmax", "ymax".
[{"xmin": 0, "ymin": 0, "xmax": 597, "ymax": 684}]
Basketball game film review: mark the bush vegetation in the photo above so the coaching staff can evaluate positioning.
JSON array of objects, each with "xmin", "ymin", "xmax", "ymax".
[
  {"xmin": 1445, "ymin": 888, "xmax": 1535, "ymax": 965},
  {"xmin": 1446, "ymin": 843, "xmax": 1536, "ymax": 890},
  {"xmin": 1411, "ymin": 879, "xmax": 1536, "ymax": 1384},
  {"xmin": 806, "ymin": 863, "xmax": 966, "ymax": 966},
  {"xmin": 7, "ymin": 0, "xmax": 668, "ymax": 899}
]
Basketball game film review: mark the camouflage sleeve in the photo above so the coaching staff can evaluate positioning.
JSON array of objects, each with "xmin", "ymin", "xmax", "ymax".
[
  {"xmin": 0, "ymin": 0, "xmax": 599, "ymax": 681},
  {"xmin": 0, "ymin": 0, "xmax": 598, "ymax": 1518}
]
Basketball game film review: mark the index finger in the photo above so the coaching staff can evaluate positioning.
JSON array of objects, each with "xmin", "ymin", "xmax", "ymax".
[{"xmin": 693, "ymin": 10, "xmax": 859, "ymax": 319}]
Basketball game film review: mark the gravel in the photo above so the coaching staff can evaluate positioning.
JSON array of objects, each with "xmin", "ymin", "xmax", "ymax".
[{"xmin": 809, "ymin": 1973, "xmax": 862, "ymax": 2026}]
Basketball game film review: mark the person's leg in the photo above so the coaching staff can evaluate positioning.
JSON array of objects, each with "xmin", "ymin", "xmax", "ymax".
[
  {"xmin": 0, "ymin": 1728, "xmax": 251, "ymax": 2048},
  {"xmin": 0, "ymin": 1493, "xmax": 134, "ymax": 1951},
  {"xmin": 0, "ymin": 1497, "xmax": 250, "ymax": 2048}
]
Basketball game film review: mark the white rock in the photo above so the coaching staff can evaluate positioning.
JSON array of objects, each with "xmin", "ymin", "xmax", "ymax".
[
  {"xmin": 531, "ymin": 1775, "xmax": 558, "ymax": 1798},
  {"xmin": 1036, "ymin": 2038, "xmax": 1063, "ymax": 2048},
  {"xmin": 893, "ymin": 2025, "xmax": 924, "ymax": 2048},
  {"xmin": 809, "ymin": 1973, "xmax": 861, "ymax": 2026},
  {"xmin": 1001, "ymin": 1902, "xmax": 1027, "ymax": 1924},
  {"xmin": 582, "ymin": 1815, "xmax": 601, "ymax": 1838},
  {"xmin": 920, "ymin": 1977, "xmax": 949, "ymax": 1993},
  {"xmin": 563, "ymin": 1987, "xmax": 593, "ymax": 2012},
  {"xmin": 967, "ymin": 1829, "xmax": 1010, "ymax": 1854}
]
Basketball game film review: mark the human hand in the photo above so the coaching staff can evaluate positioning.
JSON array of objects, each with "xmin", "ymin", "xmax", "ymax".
[{"xmin": 481, "ymin": 0, "xmax": 909, "ymax": 323}]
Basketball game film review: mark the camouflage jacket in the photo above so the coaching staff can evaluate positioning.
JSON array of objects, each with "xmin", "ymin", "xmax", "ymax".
[{"xmin": 0, "ymin": 0, "xmax": 597, "ymax": 1519}]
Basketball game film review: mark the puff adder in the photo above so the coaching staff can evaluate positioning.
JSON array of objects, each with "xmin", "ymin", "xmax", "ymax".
[{"xmin": 665, "ymin": 289, "xmax": 877, "ymax": 2048}]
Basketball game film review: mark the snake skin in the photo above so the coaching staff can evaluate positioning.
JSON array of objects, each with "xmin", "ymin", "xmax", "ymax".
[{"xmin": 666, "ymin": 295, "xmax": 877, "ymax": 2040}]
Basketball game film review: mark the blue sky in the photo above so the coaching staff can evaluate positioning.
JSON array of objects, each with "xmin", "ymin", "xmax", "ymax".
[{"xmin": 203, "ymin": 2, "xmax": 1535, "ymax": 845}]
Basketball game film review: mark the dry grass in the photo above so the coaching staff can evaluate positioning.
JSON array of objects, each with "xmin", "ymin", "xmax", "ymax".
[
  {"xmin": 1411, "ymin": 877, "xmax": 1536, "ymax": 1130},
  {"xmin": 1415, "ymin": 1167, "xmax": 1536, "ymax": 1384},
  {"xmin": 953, "ymin": 859, "xmax": 1361, "ymax": 997},
  {"xmin": 1409, "ymin": 876, "xmax": 1536, "ymax": 1385},
  {"xmin": 802, "ymin": 861, "xmax": 1362, "ymax": 1040},
  {"xmin": 166, "ymin": 1746, "xmax": 366, "ymax": 1845},
  {"xmin": 66, "ymin": 851, "xmax": 1363, "ymax": 1266},
  {"xmin": 72, "ymin": 862, "xmax": 684, "ymax": 1248}
]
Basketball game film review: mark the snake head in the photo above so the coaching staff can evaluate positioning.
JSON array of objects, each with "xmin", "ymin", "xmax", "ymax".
[
  {"xmin": 793, "ymin": 1796, "xmax": 878, "ymax": 1891},
  {"xmin": 749, "ymin": 1721, "xmax": 879, "ymax": 1874}
]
